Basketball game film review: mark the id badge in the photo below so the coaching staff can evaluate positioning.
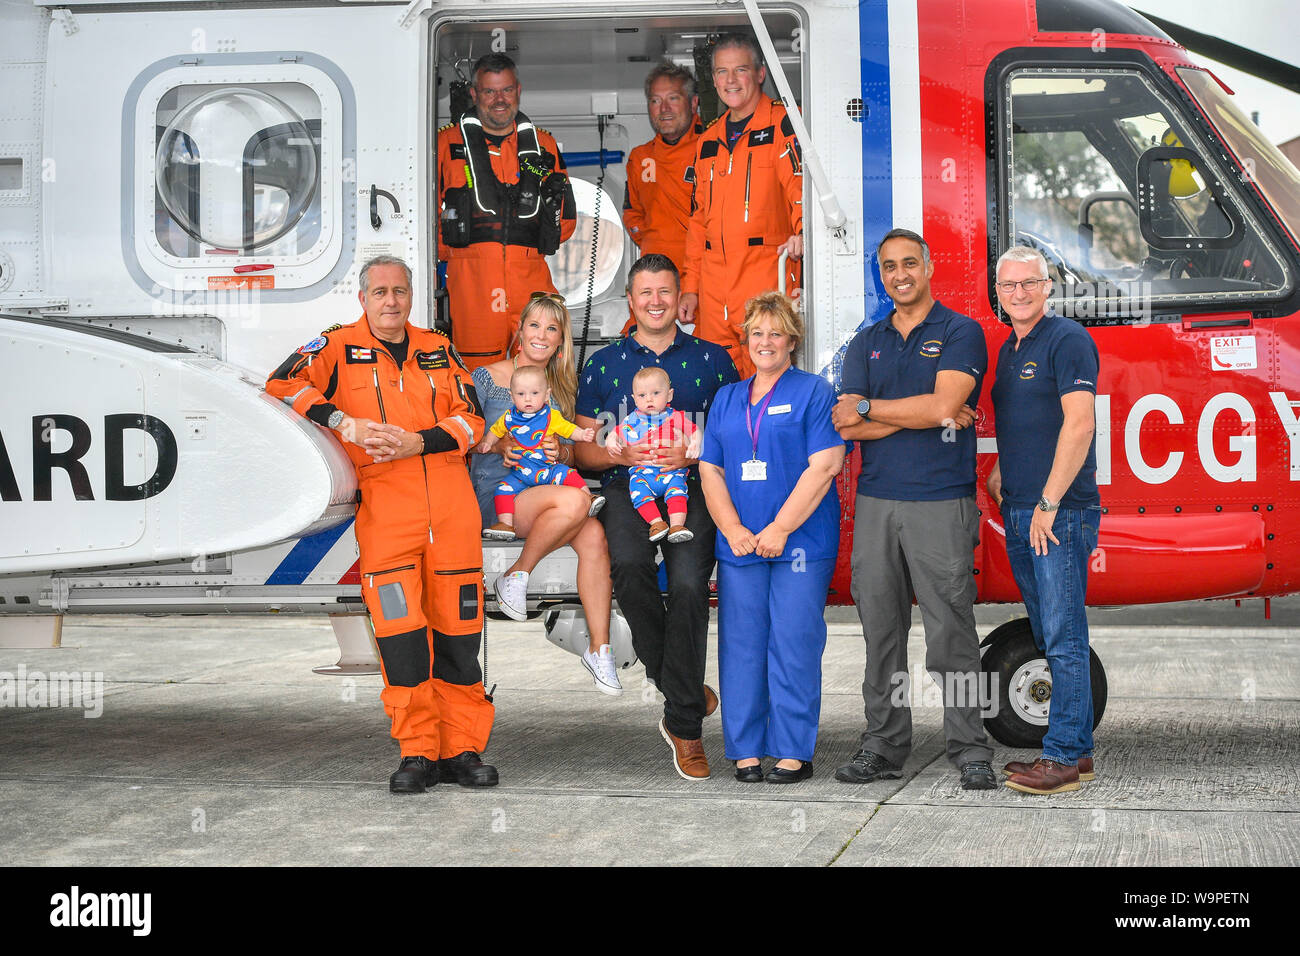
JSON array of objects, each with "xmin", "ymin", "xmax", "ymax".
[{"xmin": 741, "ymin": 458, "xmax": 767, "ymax": 481}]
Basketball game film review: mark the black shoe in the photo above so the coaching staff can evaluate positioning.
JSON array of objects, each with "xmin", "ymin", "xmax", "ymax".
[
  {"xmin": 734, "ymin": 761, "xmax": 764, "ymax": 783},
  {"xmin": 765, "ymin": 761, "xmax": 813, "ymax": 784},
  {"xmin": 960, "ymin": 760, "xmax": 997, "ymax": 790},
  {"xmin": 834, "ymin": 748, "xmax": 903, "ymax": 783},
  {"xmin": 438, "ymin": 751, "xmax": 499, "ymax": 787},
  {"xmin": 389, "ymin": 756, "xmax": 439, "ymax": 794}
]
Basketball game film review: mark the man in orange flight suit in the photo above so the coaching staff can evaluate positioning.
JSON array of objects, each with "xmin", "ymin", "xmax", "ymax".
[
  {"xmin": 266, "ymin": 255, "xmax": 498, "ymax": 794},
  {"xmin": 618, "ymin": 61, "xmax": 703, "ymax": 335},
  {"xmin": 624, "ymin": 61, "xmax": 703, "ymax": 273},
  {"xmin": 679, "ymin": 34, "xmax": 804, "ymax": 378},
  {"xmin": 438, "ymin": 53, "xmax": 577, "ymax": 371}
]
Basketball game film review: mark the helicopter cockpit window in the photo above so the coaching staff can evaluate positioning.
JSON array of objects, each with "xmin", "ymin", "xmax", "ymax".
[
  {"xmin": 155, "ymin": 86, "xmax": 320, "ymax": 256},
  {"xmin": 1001, "ymin": 68, "xmax": 1291, "ymax": 320}
]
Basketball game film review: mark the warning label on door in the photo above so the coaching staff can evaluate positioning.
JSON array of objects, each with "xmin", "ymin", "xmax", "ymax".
[
  {"xmin": 1210, "ymin": 335, "xmax": 1256, "ymax": 371},
  {"xmin": 208, "ymin": 275, "xmax": 275, "ymax": 291}
]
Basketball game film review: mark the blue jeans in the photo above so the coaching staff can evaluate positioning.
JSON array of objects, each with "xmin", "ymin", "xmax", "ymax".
[{"xmin": 1001, "ymin": 505, "xmax": 1100, "ymax": 766}]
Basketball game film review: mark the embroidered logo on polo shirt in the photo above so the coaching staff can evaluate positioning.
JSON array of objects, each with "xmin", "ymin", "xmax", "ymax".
[
  {"xmin": 870, "ymin": 349, "xmax": 882, "ymax": 360},
  {"xmin": 918, "ymin": 340, "xmax": 943, "ymax": 358},
  {"xmin": 1019, "ymin": 361, "xmax": 1038, "ymax": 380},
  {"xmin": 1074, "ymin": 378, "xmax": 1094, "ymax": 387}
]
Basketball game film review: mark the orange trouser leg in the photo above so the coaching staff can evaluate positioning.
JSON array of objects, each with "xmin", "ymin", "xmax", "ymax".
[
  {"xmin": 694, "ymin": 290, "xmax": 753, "ymax": 379},
  {"xmin": 696, "ymin": 250, "xmax": 803, "ymax": 378},
  {"xmin": 422, "ymin": 469, "xmax": 494, "ymax": 757},
  {"xmin": 360, "ymin": 555, "xmax": 440, "ymax": 760},
  {"xmin": 446, "ymin": 250, "xmax": 559, "ymax": 371}
]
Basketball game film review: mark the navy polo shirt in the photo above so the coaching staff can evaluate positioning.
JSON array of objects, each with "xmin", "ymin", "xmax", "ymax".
[
  {"xmin": 990, "ymin": 311, "xmax": 1100, "ymax": 509},
  {"xmin": 576, "ymin": 326, "xmax": 739, "ymax": 484},
  {"xmin": 840, "ymin": 301, "xmax": 987, "ymax": 501}
]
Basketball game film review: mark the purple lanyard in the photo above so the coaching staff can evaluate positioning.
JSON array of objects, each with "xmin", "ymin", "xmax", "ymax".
[{"xmin": 745, "ymin": 377, "xmax": 780, "ymax": 460}]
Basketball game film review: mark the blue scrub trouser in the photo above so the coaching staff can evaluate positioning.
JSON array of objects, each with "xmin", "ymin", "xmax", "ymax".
[{"xmin": 717, "ymin": 557, "xmax": 835, "ymax": 761}]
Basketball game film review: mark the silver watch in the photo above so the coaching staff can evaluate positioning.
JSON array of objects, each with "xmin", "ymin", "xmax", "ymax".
[
  {"xmin": 327, "ymin": 409, "xmax": 345, "ymax": 430},
  {"xmin": 1037, "ymin": 495, "xmax": 1059, "ymax": 513}
]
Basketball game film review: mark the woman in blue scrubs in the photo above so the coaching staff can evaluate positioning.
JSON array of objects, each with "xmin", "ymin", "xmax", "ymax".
[{"xmin": 699, "ymin": 293, "xmax": 846, "ymax": 783}]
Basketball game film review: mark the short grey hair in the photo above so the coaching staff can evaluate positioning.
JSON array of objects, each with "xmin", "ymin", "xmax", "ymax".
[
  {"xmin": 358, "ymin": 255, "xmax": 413, "ymax": 293},
  {"xmin": 644, "ymin": 60, "xmax": 696, "ymax": 102},
  {"xmin": 995, "ymin": 245, "xmax": 1049, "ymax": 279},
  {"xmin": 711, "ymin": 33, "xmax": 764, "ymax": 70}
]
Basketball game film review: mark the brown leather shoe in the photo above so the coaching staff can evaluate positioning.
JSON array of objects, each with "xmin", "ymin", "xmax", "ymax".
[
  {"xmin": 647, "ymin": 519, "xmax": 670, "ymax": 542},
  {"xmin": 659, "ymin": 718, "xmax": 710, "ymax": 779},
  {"xmin": 704, "ymin": 683, "xmax": 719, "ymax": 718},
  {"xmin": 1004, "ymin": 756, "xmax": 1094, "ymax": 782},
  {"xmin": 1005, "ymin": 758, "xmax": 1081, "ymax": 794},
  {"xmin": 482, "ymin": 522, "xmax": 516, "ymax": 541}
]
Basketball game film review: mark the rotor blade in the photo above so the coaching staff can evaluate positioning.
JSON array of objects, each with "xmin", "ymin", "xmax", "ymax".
[{"xmin": 1135, "ymin": 9, "xmax": 1300, "ymax": 94}]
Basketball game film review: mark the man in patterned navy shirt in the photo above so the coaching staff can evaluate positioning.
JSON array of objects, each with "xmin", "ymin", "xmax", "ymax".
[{"xmin": 573, "ymin": 254, "xmax": 738, "ymax": 779}]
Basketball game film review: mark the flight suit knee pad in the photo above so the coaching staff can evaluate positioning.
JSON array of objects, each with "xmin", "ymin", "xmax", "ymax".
[
  {"xmin": 432, "ymin": 630, "xmax": 484, "ymax": 686},
  {"xmin": 375, "ymin": 626, "xmax": 432, "ymax": 687}
]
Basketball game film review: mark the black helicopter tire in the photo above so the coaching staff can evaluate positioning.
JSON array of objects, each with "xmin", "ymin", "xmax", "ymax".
[{"xmin": 980, "ymin": 618, "xmax": 1108, "ymax": 749}]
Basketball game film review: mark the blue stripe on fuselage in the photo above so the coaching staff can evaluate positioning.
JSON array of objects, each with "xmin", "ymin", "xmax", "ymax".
[{"xmin": 266, "ymin": 517, "xmax": 355, "ymax": 586}]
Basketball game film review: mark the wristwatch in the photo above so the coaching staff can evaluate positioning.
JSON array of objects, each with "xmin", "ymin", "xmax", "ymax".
[
  {"xmin": 856, "ymin": 398, "xmax": 872, "ymax": 421},
  {"xmin": 1037, "ymin": 495, "xmax": 1059, "ymax": 513},
  {"xmin": 327, "ymin": 409, "xmax": 345, "ymax": 430}
]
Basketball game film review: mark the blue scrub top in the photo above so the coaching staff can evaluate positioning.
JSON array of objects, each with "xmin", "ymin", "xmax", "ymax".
[{"xmin": 700, "ymin": 366, "xmax": 845, "ymax": 566}]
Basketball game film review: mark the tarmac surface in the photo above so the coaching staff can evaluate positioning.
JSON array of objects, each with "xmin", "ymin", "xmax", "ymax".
[{"xmin": 1, "ymin": 598, "xmax": 1296, "ymax": 867}]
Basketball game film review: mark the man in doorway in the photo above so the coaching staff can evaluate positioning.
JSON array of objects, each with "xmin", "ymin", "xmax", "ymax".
[
  {"xmin": 623, "ymin": 60, "xmax": 703, "ymax": 272},
  {"xmin": 678, "ymin": 33, "xmax": 803, "ymax": 377},
  {"xmin": 438, "ymin": 53, "xmax": 577, "ymax": 370}
]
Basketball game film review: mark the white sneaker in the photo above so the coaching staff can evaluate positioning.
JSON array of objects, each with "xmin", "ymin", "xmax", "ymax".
[
  {"xmin": 588, "ymin": 494, "xmax": 606, "ymax": 517},
  {"xmin": 582, "ymin": 645, "xmax": 623, "ymax": 696},
  {"xmin": 493, "ymin": 570, "xmax": 529, "ymax": 621}
]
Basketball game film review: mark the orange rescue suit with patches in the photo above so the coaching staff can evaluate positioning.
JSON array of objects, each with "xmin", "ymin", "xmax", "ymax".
[
  {"xmin": 683, "ymin": 95, "xmax": 803, "ymax": 377},
  {"xmin": 266, "ymin": 319, "xmax": 492, "ymax": 761},
  {"xmin": 438, "ymin": 120, "xmax": 577, "ymax": 370}
]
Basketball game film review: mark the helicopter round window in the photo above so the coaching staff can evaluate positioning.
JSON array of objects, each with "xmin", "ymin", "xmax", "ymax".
[
  {"xmin": 546, "ymin": 176, "xmax": 625, "ymax": 303},
  {"xmin": 155, "ymin": 87, "xmax": 319, "ymax": 252}
]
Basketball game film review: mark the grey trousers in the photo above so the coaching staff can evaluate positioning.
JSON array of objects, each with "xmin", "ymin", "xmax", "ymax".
[{"xmin": 850, "ymin": 494, "xmax": 993, "ymax": 769}]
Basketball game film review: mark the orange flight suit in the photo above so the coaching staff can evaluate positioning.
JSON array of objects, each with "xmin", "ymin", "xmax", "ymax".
[
  {"xmin": 624, "ymin": 117, "xmax": 703, "ymax": 272},
  {"xmin": 620, "ymin": 117, "xmax": 704, "ymax": 334},
  {"xmin": 266, "ymin": 319, "xmax": 492, "ymax": 761},
  {"xmin": 683, "ymin": 95, "xmax": 803, "ymax": 377},
  {"xmin": 438, "ymin": 117, "xmax": 577, "ymax": 370}
]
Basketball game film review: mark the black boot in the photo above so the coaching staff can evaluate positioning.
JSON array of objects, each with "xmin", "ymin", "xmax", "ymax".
[
  {"xmin": 438, "ymin": 751, "xmax": 499, "ymax": 787},
  {"xmin": 389, "ymin": 756, "xmax": 439, "ymax": 794}
]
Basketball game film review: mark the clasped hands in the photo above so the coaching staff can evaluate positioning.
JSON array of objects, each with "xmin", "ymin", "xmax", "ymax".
[
  {"xmin": 604, "ymin": 429, "xmax": 702, "ymax": 472},
  {"xmin": 721, "ymin": 521, "xmax": 789, "ymax": 559}
]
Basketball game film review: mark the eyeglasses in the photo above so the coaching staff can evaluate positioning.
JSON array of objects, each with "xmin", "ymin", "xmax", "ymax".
[
  {"xmin": 996, "ymin": 278, "xmax": 1050, "ymax": 294},
  {"xmin": 530, "ymin": 291, "xmax": 565, "ymax": 302}
]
